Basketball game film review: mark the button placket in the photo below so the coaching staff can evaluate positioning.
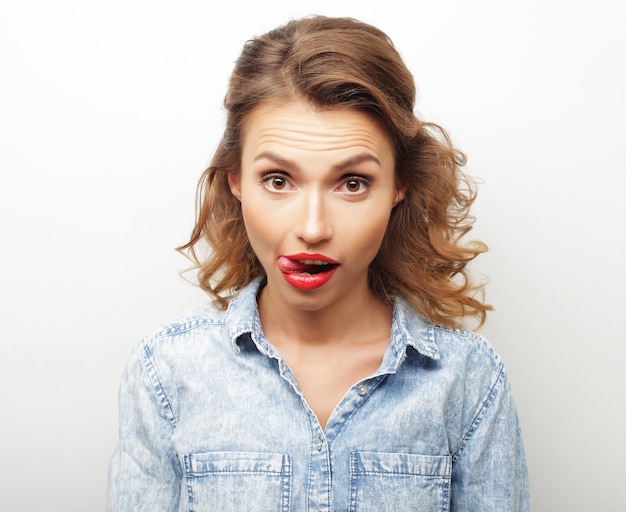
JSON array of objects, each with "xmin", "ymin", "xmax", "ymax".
[{"xmin": 308, "ymin": 427, "xmax": 331, "ymax": 510}]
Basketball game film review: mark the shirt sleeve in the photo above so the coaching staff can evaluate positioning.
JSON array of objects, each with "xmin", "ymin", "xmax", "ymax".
[
  {"xmin": 107, "ymin": 341, "xmax": 182, "ymax": 512},
  {"xmin": 450, "ymin": 364, "xmax": 530, "ymax": 511}
]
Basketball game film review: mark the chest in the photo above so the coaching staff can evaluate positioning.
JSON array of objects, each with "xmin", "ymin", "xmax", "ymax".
[
  {"xmin": 171, "ymin": 356, "xmax": 457, "ymax": 512},
  {"xmin": 278, "ymin": 340, "xmax": 389, "ymax": 428}
]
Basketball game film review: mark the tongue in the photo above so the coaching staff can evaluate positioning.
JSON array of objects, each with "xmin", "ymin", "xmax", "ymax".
[{"xmin": 277, "ymin": 256, "xmax": 308, "ymax": 273}]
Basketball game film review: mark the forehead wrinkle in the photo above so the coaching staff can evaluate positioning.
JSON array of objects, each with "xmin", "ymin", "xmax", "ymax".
[
  {"xmin": 252, "ymin": 126, "xmax": 385, "ymax": 153},
  {"xmin": 243, "ymin": 102, "xmax": 394, "ymax": 166}
]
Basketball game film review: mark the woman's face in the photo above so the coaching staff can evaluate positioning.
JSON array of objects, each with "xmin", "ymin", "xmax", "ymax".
[{"xmin": 229, "ymin": 101, "xmax": 404, "ymax": 313}]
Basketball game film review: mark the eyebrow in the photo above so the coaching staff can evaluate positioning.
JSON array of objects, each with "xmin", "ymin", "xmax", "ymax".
[{"xmin": 253, "ymin": 151, "xmax": 381, "ymax": 173}]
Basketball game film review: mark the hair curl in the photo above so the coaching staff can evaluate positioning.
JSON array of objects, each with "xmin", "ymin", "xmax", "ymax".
[{"xmin": 178, "ymin": 15, "xmax": 491, "ymax": 329}]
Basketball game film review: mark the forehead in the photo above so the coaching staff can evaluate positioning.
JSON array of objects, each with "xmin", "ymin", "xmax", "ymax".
[{"xmin": 241, "ymin": 101, "xmax": 394, "ymax": 158}]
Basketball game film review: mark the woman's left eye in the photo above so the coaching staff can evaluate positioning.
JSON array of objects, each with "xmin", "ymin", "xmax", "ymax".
[{"xmin": 339, "ymin": 176, "xmax": 370, "ymax": 194}]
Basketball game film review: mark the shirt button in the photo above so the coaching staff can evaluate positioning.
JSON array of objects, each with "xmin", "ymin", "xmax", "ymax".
[
  {"xmin": 315, "ymin": 439, "xmax": 324, "ymax": 451},
  {"xmin": 357, "ymin": 384, "xmax": 368, "ymax": 396}
]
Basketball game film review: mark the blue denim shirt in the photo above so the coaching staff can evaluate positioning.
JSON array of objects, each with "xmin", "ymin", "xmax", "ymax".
[{"xmin": 107, "ymin": 278, "xmax": 529, "ymax": 511}]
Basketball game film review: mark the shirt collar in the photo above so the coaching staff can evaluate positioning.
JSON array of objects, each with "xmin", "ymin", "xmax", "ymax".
[
  {"xmin": 225, "ymin": 277, "xmax": 440, "ymax": 362},
  {"xmin": 389, "ymin": 296, "xmax": 440, "ymax": 361},
  {"xmin": 225, "ymin": 277, "xmax": 269, "ymax": 354}
]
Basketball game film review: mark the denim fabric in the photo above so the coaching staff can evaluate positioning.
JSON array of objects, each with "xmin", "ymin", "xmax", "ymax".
[{"xmin": 107, "ymin": 278, "xmax": 529, "ymax": 511}]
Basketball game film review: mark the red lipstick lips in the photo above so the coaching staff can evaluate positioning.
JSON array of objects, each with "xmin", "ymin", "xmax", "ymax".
[{"xmin": 277, "ymin": 253, "xmax": 339, "ymax": 290}]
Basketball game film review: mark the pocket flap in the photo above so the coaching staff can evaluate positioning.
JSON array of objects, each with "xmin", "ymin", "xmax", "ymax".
[
  {"xmin": 185, "ymin": 451, "xmax": 289, "ymax": 477},
  {"xmin": 350, "ymin": 451, "xmax": 451, "ymax": 477}
]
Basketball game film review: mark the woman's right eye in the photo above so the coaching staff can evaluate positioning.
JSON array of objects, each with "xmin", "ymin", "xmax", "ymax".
[{"xmin": 261, "ymin": 173, "xmax": 291, "ymax": 192}]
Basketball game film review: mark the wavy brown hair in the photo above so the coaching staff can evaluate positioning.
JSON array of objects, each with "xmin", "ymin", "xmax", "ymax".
[{"xmin": 178, "ymin": 15, "xmax": 492, "ymax": 329}]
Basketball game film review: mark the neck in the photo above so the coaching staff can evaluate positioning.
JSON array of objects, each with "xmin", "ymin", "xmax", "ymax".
[{"xmin": 257, "ymin": 281, "xmax": 393, "ymax": 348}]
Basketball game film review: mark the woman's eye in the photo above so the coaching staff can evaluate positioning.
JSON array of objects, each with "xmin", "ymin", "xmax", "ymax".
[
  {"xmin": 340, "ymin": 176, "xmax": 370, "ymax": 194},
  {"xmin": 261, "ymin": 174, "xmax": 290, "ymax": 191}
]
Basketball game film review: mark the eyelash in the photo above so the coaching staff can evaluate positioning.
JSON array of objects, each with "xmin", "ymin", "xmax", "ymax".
[
  {"xmin": 260, "ymin": 172, "xmax": 291, "ymax": 191},
  {"xmin": 260, "ymin": 172, "xmax": 372, "ymax": 194},
  {"xmin": 339, "ymin": 175, "xmax": 371, "ymax": 194}
]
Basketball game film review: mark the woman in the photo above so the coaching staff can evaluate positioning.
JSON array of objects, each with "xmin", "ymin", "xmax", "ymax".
[{"xmin": 107, "ymin": 15, "xmax": 529, "ymax": 511}]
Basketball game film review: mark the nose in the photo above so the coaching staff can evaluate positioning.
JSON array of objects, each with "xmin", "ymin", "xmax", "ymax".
[{"xmin": 295, "ymin": 189, "xmax": 333, "ymax": 245}]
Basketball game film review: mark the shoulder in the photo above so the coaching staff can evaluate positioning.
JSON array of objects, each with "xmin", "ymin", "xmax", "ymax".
[
  {"xmin": 431, "ymin": 325, "xmax": 503, "ymax": 374},
  {"xmin": 128, "ymin": 280, "xmax": 263, "ymax": 371},
  {"xmin": 427, "ymin": 325, "xmax": 507, "ymax": 408},
  {"xmin": 128, "ymin": 300, "xmax": 230, "ymax": 372},
  {"xmin": 147, "ymin": 300, "xmax": 227, "ymax": 342},
  {"xmin": 397, "ymin": 299, "xmax": 507, "ymax": 405},
  {"xmin": 394, "ymin": 297, "xmax": 503, "ymax": 375}
]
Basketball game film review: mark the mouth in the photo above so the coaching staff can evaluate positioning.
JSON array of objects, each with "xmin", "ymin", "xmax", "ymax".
[
  {"xmin": 278, "ymin": 257, "xmax": 339, "ymax": 274},
  {"xmin": 277, "ymin": 254, "xmax": 339, "ymax": 290}
]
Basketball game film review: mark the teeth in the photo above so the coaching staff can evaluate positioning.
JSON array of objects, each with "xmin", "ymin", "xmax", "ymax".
[{"xmin": 299, "ymin": 259, "xmax": 329, "ymax": 265}]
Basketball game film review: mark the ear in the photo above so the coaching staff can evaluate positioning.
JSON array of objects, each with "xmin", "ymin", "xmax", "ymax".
[
  {"xmin": 228, "ymin": 172, "xmax": 242, "ymax": 201},
  {"xmin": 393, "ymin": 181, "xmax": 407, "ymax": 207}
]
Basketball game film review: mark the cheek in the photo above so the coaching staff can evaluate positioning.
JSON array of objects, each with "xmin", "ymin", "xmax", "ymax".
[
  {"xmin": 241, "ymin": 204, "xmax": 261, "ymax": 242},
  {"xmin": 345, "ymin": 211, "xmax": 392, "ymax": 256},
  {"xmin": 240, "ymin": 201, "xmax": 278, "ymax": 254}
]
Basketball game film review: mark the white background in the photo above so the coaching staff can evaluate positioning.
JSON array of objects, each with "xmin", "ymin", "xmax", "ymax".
[{"xmin": 1, "ymin": 0, "xmax": 624, "ymax": 510}]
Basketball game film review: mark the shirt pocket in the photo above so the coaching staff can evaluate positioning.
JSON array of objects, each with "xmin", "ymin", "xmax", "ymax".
[
  {"xmin": 183, "ymin": 451, "xmax": 292, "ymax": 512},
  {"xmin": 349, "ymin": 451, "xmax": 451, "ymax": 512}
]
